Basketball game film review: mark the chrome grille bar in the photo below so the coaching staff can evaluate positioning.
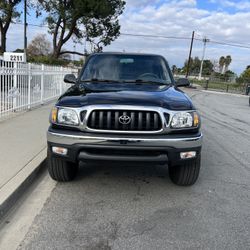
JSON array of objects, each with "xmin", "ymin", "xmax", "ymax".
[{"xmin": 87, "ymin": 109, "xmax": 162, "ymax": 132}]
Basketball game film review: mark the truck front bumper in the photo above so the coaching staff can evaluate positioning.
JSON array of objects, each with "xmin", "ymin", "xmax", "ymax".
[{"xmin": 47, "ymin": 128, "xmax": 203, "ymax": 165}]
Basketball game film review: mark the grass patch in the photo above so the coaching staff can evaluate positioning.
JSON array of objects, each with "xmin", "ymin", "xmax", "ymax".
[{"xmin": 191, "ymin": 79, "xmax": 246, "ymax": 94}]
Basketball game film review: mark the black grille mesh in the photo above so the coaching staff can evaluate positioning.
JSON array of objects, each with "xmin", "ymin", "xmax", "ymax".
[{"xmin": 87, "ymin": 110, "xmax": 163, "ymax": 131}]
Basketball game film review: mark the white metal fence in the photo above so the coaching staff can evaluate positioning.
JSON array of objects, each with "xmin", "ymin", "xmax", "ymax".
[{"xmin": 0, "ymin": 60, "xmax": 77, "ymax": 121}]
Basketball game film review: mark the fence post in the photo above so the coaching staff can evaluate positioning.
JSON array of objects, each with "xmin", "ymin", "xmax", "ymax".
[
  {"xmin": 60, "ymin": 66, "xmax": 63, "ymax": 95},
  {"xmin": 205, "ymin": 79, "xmax": 209, "ymax": 90},
  {"xmin": 226, "ymin": 84, "xmax": 229, "ymax": 92},
  {"xmin": 28, "ymin": 63, "xmax": 31, "ymax": 110},
  {"xmin": 13, "ymin": 62, "xmax": 17, "ymax": 111},
  {"xmin": 41, "ymin": 64, "xmax": 44, "ymax": 104}
]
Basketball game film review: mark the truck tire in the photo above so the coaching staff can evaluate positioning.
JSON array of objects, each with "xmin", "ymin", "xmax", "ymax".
[
  {"xmin": 169, "ymin": 155, "xmax": 201, "ymax": 186},
  {"xmin": 47, "ymin": 152, "xmax": 78, "ymax": 182}
]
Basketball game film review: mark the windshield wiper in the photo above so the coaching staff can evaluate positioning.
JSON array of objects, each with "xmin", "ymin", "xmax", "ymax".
[
  {"xmin": 123, "ymin": 79, "xmax": 168, "ymax": 85},
  {"xmin": 81, "ymin": 78, "xmax": 120, "ymax": 83}
]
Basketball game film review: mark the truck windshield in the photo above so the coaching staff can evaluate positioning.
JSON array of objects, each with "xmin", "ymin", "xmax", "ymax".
[{"xmin": 81, "ymin": 54, "xmax": 173, "ymax": 85}]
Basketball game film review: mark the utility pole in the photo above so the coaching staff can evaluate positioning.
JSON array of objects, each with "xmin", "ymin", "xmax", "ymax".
[
  {"xmin": 198, "ymin": 37, "xmax": 210, "ymax": 80},
  {"xmin": 24, "ymin": 0, "xmax": 27, "ymax": 61},
  {"xmin": 73, "ymin": 43, "xmax": 76, "ymax": 62},
  {"xmin": 186, "ymin": 31, "xmax": 195, "ymax": 78}
]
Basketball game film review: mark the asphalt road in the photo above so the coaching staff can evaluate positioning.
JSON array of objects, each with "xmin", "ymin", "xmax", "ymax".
[{"xmin": 1, "ymin": 89, "xmax": 250, "ymax": 250}]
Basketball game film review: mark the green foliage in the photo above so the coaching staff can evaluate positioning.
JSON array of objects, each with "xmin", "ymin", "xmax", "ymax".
[
  {"xmin": 218, "ymin": 55, "xmax": 232, "ymax": 73},
  {"xmin": 183, "ymin": 57, "xmax": 213, "ymax": 76},
  {"xmin": 36, "ymin": 0, "xmax": 125, "ymax": 57},
  {"xmin": 83, "ymin": 0, "xmax": 125, "ymax": 51},
  {"xmin": 225, "ymin": 55, "xmax": 232, "ymax": 67},
  {"xmin": 212, "ymin": 70, "xmax": 236, "ymax": 80},
  {"xmin": 0, "ymin": 0, "xmax": 21, "ymax": 53},
  {"xmin": 237, "ymin": 66, "xmax": 250, "ymax": 83},
  {"xmin": 171, "ymin": 65, "xmax": 177, "ymax": 74},
  {"xmin": 219, "ymin": 56, "xmax": 225, "ymax": 68},
  {"xmin": 13, "ymin": 48, "xmax": 24, "ymax": 53},
  {"xmin": 202, "ymin": 60, "xmax": 214, "ymax": 75},
  {"xmin": 0, "ymin": 0, "xmax": 21, "ymax": 22},
  {"xmin": 28, "ymin": 55, "xmax": 69, "ymax": 66},
  {"xmin": 183, "ymin": 57, "xmax": 200, "ymax": 74}
]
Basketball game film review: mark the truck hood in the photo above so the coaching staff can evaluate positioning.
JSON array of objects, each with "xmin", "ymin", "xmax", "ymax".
[{"xmin": 57, "ymin": 85, "xmax": 194, "ymax": 111}]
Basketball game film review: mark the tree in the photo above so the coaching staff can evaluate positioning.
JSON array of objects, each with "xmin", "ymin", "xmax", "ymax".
[
  {"xmin": 219, "ymin": 55, "xmax": 232, "ymax": 74},
  {"xmin": 171, "ymin": 65, "xmax": 177, "ymax": 74},
  {"xmin": 0, "ymin": 0, "xmax": 21, "ymax": 54},
  {"xmin": 36, "ymin": 0, "xmax": 125, "ymax": 58},
  {"xmin": 27, "ymin": 34, "xmax": 52, "ymax": 57},
  {"xmin": 182, "ymin": 57, "xmax": 214, "ymax": 76},
  {"xmin": 237, "ymin": 66, "xmax": 250, "ymax": 84},
  {"xmin": 13, "ymin": 48, "xmax": 24, "ymax": 52},
  {"xmin": 224, "ymin": 55, "xmax": 232, "ymax": 72},
  {"xmin": 219, "ymin": 56, "xmax": 225, "ymax": 73},
  {"xmin": 202, "ymin": 60, "xmax": 214, "ymax": 75},
  {"xmin": 240, "ymin": 66, "xmax": 250, "ymax": 81},
  {"xmin": 183, "ymin": 57, "xmax": 199, "ymax": 74}
]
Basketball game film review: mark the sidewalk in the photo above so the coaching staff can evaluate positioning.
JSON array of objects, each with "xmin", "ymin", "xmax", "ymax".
[{"xmin": 0, "ymin": 103, "xmax": 54, "ymax": 218}]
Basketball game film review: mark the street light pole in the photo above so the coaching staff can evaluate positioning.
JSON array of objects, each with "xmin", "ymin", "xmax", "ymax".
[
  {"xmin": 198, "ymin": 37, "xmax": 209, "ymax": 80},
  {"xmin": 24, "ymin": 0, "xmax": 27, "ymax": 60}
]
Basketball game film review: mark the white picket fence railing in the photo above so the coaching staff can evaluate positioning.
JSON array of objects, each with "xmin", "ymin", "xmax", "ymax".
[{"xmin": 0, "ymin": 60, "xmax": 78, "ymax": 121}]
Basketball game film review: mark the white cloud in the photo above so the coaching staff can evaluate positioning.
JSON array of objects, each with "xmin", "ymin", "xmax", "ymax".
[
  {"xmin": 125, "ymin": 0, "xmax": 161, "ymax": 8},
  {"xmin": 222, "ymin": 0, "xmax": 250, "ymax": 10},
  {"xmin": 109, "ymin": 0, "xmax": 250, "ymax": 74},
  {"xmin": 5, "ymin": 0, "xmax": 250, "ymax": 74}
]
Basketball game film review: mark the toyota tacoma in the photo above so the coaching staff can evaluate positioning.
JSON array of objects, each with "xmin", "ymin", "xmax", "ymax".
[{"xmin": 47, "ymin": 53, "xmax": 202, "ymax": 186}]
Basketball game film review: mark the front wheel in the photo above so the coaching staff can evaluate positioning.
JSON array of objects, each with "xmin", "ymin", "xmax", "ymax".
[
  {"xmin": 47, "ymin": 151, "xmax": 78, "ymax": 182},
  {"xmin": 169, "ymin": 155, "xmax": 201, "ymax": 186}
]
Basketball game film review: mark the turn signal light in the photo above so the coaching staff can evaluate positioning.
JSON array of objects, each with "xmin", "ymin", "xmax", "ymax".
[
  {"xmin": 51, "ymin": 107, "xmax": 58, "ymax": 123},
  {"xmin": 193, "ymin": 112, "xmax": 199, "ymax": 127}
]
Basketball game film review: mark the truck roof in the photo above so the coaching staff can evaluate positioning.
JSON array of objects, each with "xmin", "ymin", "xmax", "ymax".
[{"xmin": 91, "ymin": 52, "xmax": 164, "ymax": 57}]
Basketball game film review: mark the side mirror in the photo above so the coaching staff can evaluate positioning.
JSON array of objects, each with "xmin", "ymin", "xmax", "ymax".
[
  {"xmin": 175, "ymin": 78, "xmax": 190, "ymax": 87},
  {"xmin": 64, "ymin": 74, "xmax": 77, "ymax": 84}
]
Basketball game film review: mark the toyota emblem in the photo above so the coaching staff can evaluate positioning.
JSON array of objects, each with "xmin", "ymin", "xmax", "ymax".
[{"xmin": 119, "ymin": 115, "xmax": 131, "ymax": 125}]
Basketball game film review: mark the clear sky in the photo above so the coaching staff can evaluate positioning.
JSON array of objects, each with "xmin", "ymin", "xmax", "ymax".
[{"xmin": 6, "ymin": 0, "xmax": 250, "ymax": 74}]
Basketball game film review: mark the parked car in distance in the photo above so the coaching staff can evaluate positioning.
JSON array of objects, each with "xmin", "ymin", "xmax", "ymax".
[{"xmin": 47, "ymin": 52, "xmax": 203, "ymax": 186}]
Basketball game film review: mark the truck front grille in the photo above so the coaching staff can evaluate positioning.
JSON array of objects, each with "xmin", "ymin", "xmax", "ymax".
[{"xmin": 87, "ymin": 110, "xmax": 163, "ymax": 132}]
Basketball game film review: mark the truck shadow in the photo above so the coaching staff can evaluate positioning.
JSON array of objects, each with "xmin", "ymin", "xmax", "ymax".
[{"xmin": 75, "ymin": 162, "xmax": 170, "ymax": 185}]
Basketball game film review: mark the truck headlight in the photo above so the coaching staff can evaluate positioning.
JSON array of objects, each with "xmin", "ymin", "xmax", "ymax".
[
  {"xmin": 171, "ymin": 112, "xmax": 199, "ymax": 128},
  {"xmin": 53, "ymin": 108, "xmax": 79, "ymax": 126}
]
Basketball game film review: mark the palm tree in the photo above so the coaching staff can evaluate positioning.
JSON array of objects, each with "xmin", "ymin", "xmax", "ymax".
[
  {"xmin": 171, "ymin": 65, "xmax": 177, "ymax": 75},
  {"xmin": 224, "ymin": 55, "xmax": 232, "ymax": 72},
  {"xmin": 219, "ymin": 56, "xmax": 225, "ymax": 74}
]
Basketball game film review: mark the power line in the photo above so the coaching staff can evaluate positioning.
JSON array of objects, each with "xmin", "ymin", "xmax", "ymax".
[
  {"xmin": 14, "ymin": 22, "xmax": 49, "ymax": 28},
  {"xmin": 13, "ymin": 21, "xmax": 250, "ymax": 50},
  {"xmin": 194, "ymin": 30, "xmax": 250, "ymax": 46},
  {"xmin": 121, "ymin": 32, "xmax": 250, "ymax": 50},
  {"xmin": 120, "ymin": 33, "xmax": 192, "ymax": 41},
  {"xmin": 208, "ymin": 39, "xmax": 250, "ymax": 49}
]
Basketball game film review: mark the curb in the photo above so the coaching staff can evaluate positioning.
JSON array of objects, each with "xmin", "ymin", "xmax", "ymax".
[
  {"xmin": 201, "ymin": 89, "xmax": 249, "ymax": 98},
  {"xmin": 0, "ymin": 149, "xmax": 47, "ymax": 221}
]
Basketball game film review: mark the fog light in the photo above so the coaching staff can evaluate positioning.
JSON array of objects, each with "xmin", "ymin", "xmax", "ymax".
[
  {"xmin": 180, "ymin": 151, "xmax": 196, "ymax": 159},
  {"xmin": 52, "ymin": 146, "xmax": 68, "ymax": 156}
]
